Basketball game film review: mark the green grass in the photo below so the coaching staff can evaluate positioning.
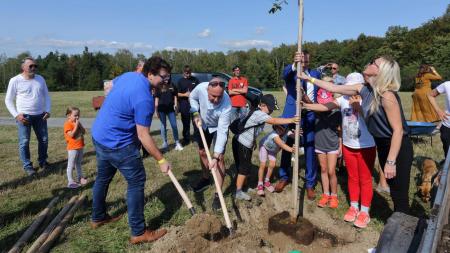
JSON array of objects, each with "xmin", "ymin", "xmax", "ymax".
[{"xmin": 0, "ymin": 90, "xmax": 446, "ymax": 252}]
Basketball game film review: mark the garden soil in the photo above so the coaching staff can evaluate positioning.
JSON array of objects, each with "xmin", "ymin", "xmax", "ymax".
[{"xmin": 149, "ymin": 187, "xmax": 380, "ymax": 253}]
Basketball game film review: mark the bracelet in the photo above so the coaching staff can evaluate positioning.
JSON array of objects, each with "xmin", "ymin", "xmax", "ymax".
[
  {"xmin": 193, "ymin": 112, "xmax": 199, "ymax": 116},
  {"xmin": 310, "ymin": 77, "xmax": 316, "ymax": 83},
  {"xmin": 157, "ymin": 158, "xmax": 166, "ymax": 164},
  {"xmin": 386, "ymin": 159, "xmax": 396, "ymax": 166}
]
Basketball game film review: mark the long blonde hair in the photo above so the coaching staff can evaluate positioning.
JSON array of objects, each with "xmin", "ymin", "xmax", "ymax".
[{"xmin": 369, "ymin": 56, "xmax": 401, "ymax": 114}]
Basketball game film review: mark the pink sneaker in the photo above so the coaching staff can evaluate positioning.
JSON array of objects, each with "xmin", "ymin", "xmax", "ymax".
[
  {"xmin": 354, "ymin": 211, "xmax": 370, "ymax": 228},
  {"xmin": 344, "ymin": 206, "xmax": 359, "ymax": 222},
  {"xmin": 264, "ymin": 181, "xmax": 275, "ymax": 193},
  {"xmin": 257, "ymin": 185, "xmax": 265, "ymax": 196}
]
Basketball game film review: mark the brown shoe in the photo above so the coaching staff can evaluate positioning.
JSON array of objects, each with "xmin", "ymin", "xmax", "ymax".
[
  {"xmin": 130, "ymin": 229, "xmax": 167, "ymax": 244},
  {"xmin": 274, "ymin": 180, "xmax": 289, "ymax": 193},
  {"xmin": 90, "ymin": 214, "xmax": 123, "ymax": 229},
  {"xmin": 306, "ymin": 188, "xmax": 315, "ymax": 200}
]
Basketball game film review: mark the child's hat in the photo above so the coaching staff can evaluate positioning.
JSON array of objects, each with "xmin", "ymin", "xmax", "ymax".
[
  {"xmin": 261, "ymin": 94, "xmax": 276, "ymax": 113},
  {"xmin": 345, "ymin": 72, "xmax": 364, "ymax": 85}
]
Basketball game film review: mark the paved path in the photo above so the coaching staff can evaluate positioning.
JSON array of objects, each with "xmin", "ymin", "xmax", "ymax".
[{"xmin": 0, "ymin": 117, "xmax": 273, "ymax": 131}]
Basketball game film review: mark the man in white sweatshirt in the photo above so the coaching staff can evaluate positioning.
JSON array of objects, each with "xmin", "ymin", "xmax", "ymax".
[{"xmin": 5, "ymin": 57, "xmax": 51, "ymax": 176}]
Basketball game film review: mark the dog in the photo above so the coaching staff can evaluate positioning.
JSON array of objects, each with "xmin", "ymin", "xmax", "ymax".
[{"xmin": 418, "ymin": 159, "xmax": 438, "ymax": 202}]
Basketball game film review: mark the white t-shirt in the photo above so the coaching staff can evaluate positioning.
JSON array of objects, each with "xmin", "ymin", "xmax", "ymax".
[
  {"xmin": 5, "ymin": 74, "xmax": 51, "ymax": 118},
  {"xmin": 336, "ymin": 96, "xmax": 375, "ymax": 149},
  {"xmin": 436, "ymin": 81, "xmax": 450, "ymax": 128}
]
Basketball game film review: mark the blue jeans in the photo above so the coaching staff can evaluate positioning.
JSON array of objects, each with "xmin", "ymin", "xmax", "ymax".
[
  {"xmin": 278, "ymin": 111, "xmax": 317, "ymax": 188},
  {"xmin": 92, "ymin": 139, "xmax": 146, "ymax": 236},
  {"xmin": 17, "ymin": 113, "xmax": 48, "ymax": 170},
  {"xmin": 159, "ymin": 111, "xmax": 179, "ymax": 143}
]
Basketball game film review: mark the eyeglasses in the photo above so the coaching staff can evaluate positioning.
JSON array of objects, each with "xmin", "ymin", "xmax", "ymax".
[
  {"xmin": 159, "ymin": 74, "xmax": 170, "ymax": 81},
  {"xmin": 208, "ymin": 81, "xmax": 225, "ymax": 88},
  {"xmin": 331, "ymin": 67, "xmax": 337, "ymax": 70},
  {"xmin": 29, "ymin": 64, "xmax": 38, "ymax": 69}
]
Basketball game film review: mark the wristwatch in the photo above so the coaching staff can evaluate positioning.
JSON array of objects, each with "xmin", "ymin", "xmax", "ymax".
[{"xmin": 386, "ymin": 159, "xmax": 396, "ymax": 166}]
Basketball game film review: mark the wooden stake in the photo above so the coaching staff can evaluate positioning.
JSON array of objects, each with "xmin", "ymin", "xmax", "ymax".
[
  {"xmin": 37, "ymin": 194, "xmax": 86, "ymax": 253},
  {"xmin": 8, "ymin": 196, "xmax": 59, "ymax": 253},
  {"xmin": 167, "ymin": 170, "xmax": 196, "ymax": 216},
  {"xmin": 196, "ymin": 123, "xmax": 233, "ymax": 234},
  {"xmin": 292, "ymin": 0, "xmax": 304, "ymax": 221},
  {"xmin": 26, "ymin": 196, "xmax": 78, "ymax": 253}
]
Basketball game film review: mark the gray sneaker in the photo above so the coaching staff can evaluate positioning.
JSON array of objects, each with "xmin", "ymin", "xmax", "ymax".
[
  {"xmin": 235, "ymin": 190, "xmax": 252, "ymax": 201},
  {"xmin": 25, "ymin": 168, "xmax": 36, "ymax": 176}
]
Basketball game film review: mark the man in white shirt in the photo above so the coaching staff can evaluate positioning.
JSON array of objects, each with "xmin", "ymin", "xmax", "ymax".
[
  {"xmin": 189, "ymin": 77, "xmax": 231, "ymax": 210},
  {"xmin": 5, "ymin": 57, "xmax": 51, "ymax": 176}
]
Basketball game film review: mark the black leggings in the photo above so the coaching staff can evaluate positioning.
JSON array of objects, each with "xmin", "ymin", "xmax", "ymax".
[
  {"xmin": 375, "ymin": 136, "xmax": 413, "ymax": 214},
  {"xmin": 440, "ymin": 125, "xmax": 450, "ymax": 159}
]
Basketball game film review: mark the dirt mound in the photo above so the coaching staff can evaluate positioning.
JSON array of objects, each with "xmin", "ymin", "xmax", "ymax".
[{"xmin": 150, "ymin": 187, "xmax": 380, "ymax": 253}]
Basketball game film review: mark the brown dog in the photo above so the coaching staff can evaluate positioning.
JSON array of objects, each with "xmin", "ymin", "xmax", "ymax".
[{"xmin": 418, "ymin": 159, "xmax": 438, "ymax": 202}]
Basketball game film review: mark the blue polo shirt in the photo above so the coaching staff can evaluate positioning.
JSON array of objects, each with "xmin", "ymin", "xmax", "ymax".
[{"xmin": 92, "ymin": 72, "xmax": 154, "ymax": 149}]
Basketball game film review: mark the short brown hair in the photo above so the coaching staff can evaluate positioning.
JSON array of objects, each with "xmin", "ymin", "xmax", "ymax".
[{"xmin": 66, "ymin": 106, "xmax": 80, "ymax": 116}]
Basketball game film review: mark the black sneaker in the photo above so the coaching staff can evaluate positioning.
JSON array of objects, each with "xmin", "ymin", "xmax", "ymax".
[
  {"xmin": 39, "ymin": 162, "xmax": 50, "ymax": 170},
  {"xmin": 212, "ymin": 194, "xmax": 221, "ymax": 211},
  {"xmin": 193, "ymin": 177, "xmax": 211, "ymax": 193}
]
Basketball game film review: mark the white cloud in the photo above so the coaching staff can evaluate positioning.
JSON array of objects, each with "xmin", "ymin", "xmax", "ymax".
[
  {"xmin": 30, "ymin": 37, "xmax": 153, "ymax": 50},
  {"xmin": 197, "ymin": 28, "xmax": 211, "ymax": 38},
  {"xmin": 0, "ymin": 37, "xmax": 15, "ymax": 45},
  {"xmin": 164, "ymin": 46, "xmax": 203, "ymax": 52},
  {"xmin": 255, "ymin": 26, "xmax": 265, "ymax": 35},
  {"xmin": 221, "ymin": 40, "xmax": 273, "ymax": 50}
]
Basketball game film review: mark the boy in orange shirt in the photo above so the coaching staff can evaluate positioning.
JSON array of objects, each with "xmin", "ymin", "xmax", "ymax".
[{"xmin": 64, "ymin": 107, "xmax": 87, "ymax": 188}]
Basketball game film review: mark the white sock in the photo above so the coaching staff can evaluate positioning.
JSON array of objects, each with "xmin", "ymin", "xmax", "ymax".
[
  {"xmin": 258, "ymin": 181, "xmax": 263, "ymax": 186},
  {"xmin": 350, "ymin": 201, "xmax": 359, "ymax": 209},
  {"xmin": 264, "ymin": 177, "xmax": 270, "ymax": 182},
  {"xmin": 361, "ymin": 205, "xmax": 370, "ymax": 213}
]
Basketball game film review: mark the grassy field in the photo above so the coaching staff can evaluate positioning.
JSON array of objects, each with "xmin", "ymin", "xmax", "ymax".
[{"xmin": 0, "ymin": 91, "xmax": 446, "ymax": 252}]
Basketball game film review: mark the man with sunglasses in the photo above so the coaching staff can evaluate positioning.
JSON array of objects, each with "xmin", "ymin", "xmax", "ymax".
[
  {"xmin": 330, "ymin": 63, "xmax": 346, "ymax": 85},
  {"xmin": 5, "ymin": 57, "xmax": 51, "ymax": 176},
  {"xmin": 189, "ymin": 77, "xmax": 231, "ymax": 210},
  {"xmin": 177, "ymin": 65, "xmax": 200, "ymax": 145}
]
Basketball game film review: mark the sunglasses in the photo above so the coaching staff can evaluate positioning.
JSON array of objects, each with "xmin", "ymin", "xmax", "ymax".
[
  {"xmin": 29, "ymin": 64, "xmax": 38, "ymax": 69},
  {"xmin": 331, "ymin": 67, "xmax": 337, "ymax": 70},
  {"xmin": 208, "ymin": 81, "xmax": 225, "ymax": 88},
  {"xmin": 369, "ymin": 59, "xmax": 379, "ymax": 68}
]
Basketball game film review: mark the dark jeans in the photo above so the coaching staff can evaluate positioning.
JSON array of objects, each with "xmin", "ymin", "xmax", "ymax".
[
  {"xmin": 440, "ymin": 125, "xmax": 450, "ymax": 159},
  {"xmin": 17, "ymin": 113, "xmax": 48, "ymax": 170},
  {"xmin": 92, "ymin": 139, "xmax": 146, "ymax": 236},
  {"xmin": 375, "ymin": 136, "xmax": 413, "ymax": 214},
  {"xmin": 180, "ymin": 110, "xmax": 198, "ymax": 142}
]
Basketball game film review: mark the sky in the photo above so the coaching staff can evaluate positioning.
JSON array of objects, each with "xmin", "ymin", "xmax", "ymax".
[{"xmin": 0, "ymin": 0, "xmax": 447, "ymax": 57}]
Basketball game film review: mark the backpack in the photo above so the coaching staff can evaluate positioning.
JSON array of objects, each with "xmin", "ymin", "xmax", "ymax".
[{"xmin": 229, "ymin": 108, "xmax": 265, "ymax": 135}]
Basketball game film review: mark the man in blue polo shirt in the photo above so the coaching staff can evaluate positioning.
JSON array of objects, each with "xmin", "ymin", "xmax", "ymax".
[
  {"xmin": 275, "ymin": 51, "xmax": 321, "ymax": 201},
  {"xmin": 91, "ymin": 56, "xmax": 171, "ymax": 245}
]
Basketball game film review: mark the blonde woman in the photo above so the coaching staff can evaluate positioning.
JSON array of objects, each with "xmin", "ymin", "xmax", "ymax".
[{"xmin": 299, "ymin": 56, "xmax": 413, "ymax": 215}]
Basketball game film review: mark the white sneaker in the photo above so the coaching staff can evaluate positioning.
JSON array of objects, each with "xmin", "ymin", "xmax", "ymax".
[
  {"xmin": 161, "ymin": 142, "xmax": 168, "ymax": 150},
  {"xmin": 175, "ymin": 142, "xmax": 184, "ymax": 151},
  {"xmin": 235, "ymin": 190, "xmax": 252, "ymax": 201}
]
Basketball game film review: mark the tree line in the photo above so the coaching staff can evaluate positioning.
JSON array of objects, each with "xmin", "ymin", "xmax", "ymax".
[{"xmin": 0, "ymin": 5, "xmax": 448, "ymax": 92}]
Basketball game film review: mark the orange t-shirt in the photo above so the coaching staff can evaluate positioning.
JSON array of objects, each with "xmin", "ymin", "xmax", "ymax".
[
  {"xmin": 228, "ymin": 77, "xmax": 248, "ymax": 107},
  {"xmin": 64, "ymin": 120, "xmax": 85, "ymax": 150}
]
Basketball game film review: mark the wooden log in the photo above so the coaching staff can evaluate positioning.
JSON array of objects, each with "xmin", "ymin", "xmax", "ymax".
[
  {"xmin": 26, "ymin": 196, "xmax": 78, "ymax": 253},
  {"xmin": 38, "ymin": 194, "xmax": 86, "ymax": 253},
  {"xmin": 8, "ymin": 196, "xmax": 59, "ymax": 253}
]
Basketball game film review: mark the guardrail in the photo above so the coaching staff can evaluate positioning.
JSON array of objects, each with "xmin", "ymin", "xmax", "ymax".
[{"xmin": 417, "ymin": 147, "xmax": 450, "ymax": 253}]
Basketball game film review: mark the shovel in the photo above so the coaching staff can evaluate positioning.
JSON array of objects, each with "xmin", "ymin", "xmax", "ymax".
[
  {"xmin": 167, "ymin": 170, "xmax": 196, "ymax": 216},
  {"xmin": 197, "ymin": 122, "xmax": 234, "ymax": 235}
]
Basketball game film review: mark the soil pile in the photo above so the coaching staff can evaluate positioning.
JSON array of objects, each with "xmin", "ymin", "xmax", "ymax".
[{"xmin": 149, "ymin": 187, "xmax": 380, "ymax": 253}]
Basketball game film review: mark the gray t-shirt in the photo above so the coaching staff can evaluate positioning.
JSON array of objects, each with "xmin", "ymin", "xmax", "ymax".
[
  {"xmin": 314, "ymin": 110, "xmax": 341, "ymax": 152},
  {"xmin": 238, "ymin": 110, "xmax": 271, "ymax": 149},
  {"xmin": 259, "ymin": 131, "xmax": 288, "ymax": 153}
]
